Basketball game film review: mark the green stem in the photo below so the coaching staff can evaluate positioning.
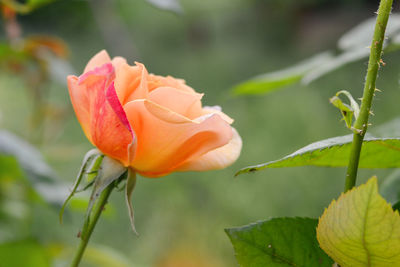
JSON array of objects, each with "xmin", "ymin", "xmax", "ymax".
[
  {"xmin": 344, "ymin": 0, "xmax": 393, "ymax": 192},
  {"xmin": 70, "ymin": 182, "xmax": 115, "ymax": 267}
]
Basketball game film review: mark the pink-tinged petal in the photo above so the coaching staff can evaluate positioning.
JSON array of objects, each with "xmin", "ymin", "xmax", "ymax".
[
  {"xmin": 105, "ymin": 82, "xmax": 136, "ymax": 163},
  {"xmin": 79, "ymin": 62, "xmax": 114, "ymax": 84},
  {"xmin": 114, "ymin": 62, "xmax": 149, "ymax": 104},
  {"xmin": 124, "ymin": 99, "xmax": 233, "ymax": 177},
  {"xmin": 83, "ymin": 50, "xmax": 111, "ymax": 73},
  {"xmin": 72, "ymin": 63, "xmax": 134, "ymax": 166},
  {"xmin": 176, "ymin": 128, "xmax": 242, "ymax": 171},
  {"xmin": 106, "ymin": 82, "xmax": 133, "ymax": 134},
  {"xmin": 148, "ymin": 86, "xmax": 203, "ymax": 119}
]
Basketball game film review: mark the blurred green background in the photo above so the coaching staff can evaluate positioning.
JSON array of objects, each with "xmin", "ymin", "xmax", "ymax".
[{"xmin": 1, "ymin": 0, "xmax": 400, "ymax": 266}]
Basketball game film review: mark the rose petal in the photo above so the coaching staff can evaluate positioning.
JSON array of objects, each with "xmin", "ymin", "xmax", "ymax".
[
  {"xmin": 148, "ymin": 86, "xmax": 203, "ymax": 119},
  {"xmin": 124, "ymin": 99, "xmax": 233, "ymax": 177},
  {"xmin": 83, "ymin": 50, "xmax": 111, "ymax": 73},
  {"xmin": 68, "ymin": 75, "xmax": 91, "ymax": 139},
  {"xmin": 176, "ymin": 127, "xmax": 242, "ymax": 171},
  {"xmin": 148, "ymin": 74, "xmax": 196, "ymax": 93},
  {"xmin": 114, "ymin": 62, "xmax": 149, "ymax": 104},
  {"xmin": 69, "ymin": 63, "xmax": 134, "ymax": 166}
]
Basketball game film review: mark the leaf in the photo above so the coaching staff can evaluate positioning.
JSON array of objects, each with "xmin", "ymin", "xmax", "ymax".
[
  {"xmin": 0, "ymin": 155, "xmax": 24, "ymax": 180},
  {"xmin": 236, "ymin": 135, "xmax": 400, "ymax": 175},
  {"xmin": 84, "ymin": 244, "xmax": 131, "ymax": 267},
  {"xmin": 317, "ymin": 177, "xmax": 400, "ymax": 266},
  {"xmin": 225, "ymin": 217, "xmax": 333, "ymax": 267},
  {"xmin": 0, "ymin": 130, "xmax": 67, "ymax": 205},
  {"xmin": 47, "ymin": 243, "xmax": 130, "ymax": 267},
  {"xmin": 0, "ymin": 239, "xmax": 51, "ymax": 267},
  {"xmin": 329, "ymin": 97, "xmax": 354, "ymax": 129},
  {"xmin": 338, "ymin": 14, "xmax": 400, "ymax": 51},
  {"xmin": 125, "ymin": 169, "xmax": 138, "ymax": 235},
  {"xmin": 0, "ymin": 0, "xmax": 55, "ymax": 14},
  {"xmin": 301, "ymin": 48, "xmax": 370, "ymax": 84},
  {"xmin": 393, "ymin": 201, "xmax": 400, "ymax": 212},
  {"xmin": 145, "ymin": 0, "xmax": 183, "ymax": 14},
  {"xmin": 233, "ymin": 14, "xmax": 400, "ymax": 96},
  {"xmin": 380, "ymin": 169, "xmax": 400, "ymax": 204},
  {"xmin": 233, "ymin": 52, "xmax": 333, "ymax": 95},
  {"xmin": 370, "ymin": 117, "xmax": 400, "ymax": 138}
]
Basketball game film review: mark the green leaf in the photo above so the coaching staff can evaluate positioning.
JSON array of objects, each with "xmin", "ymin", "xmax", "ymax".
[
  {"xmin": 338, "ymin": 14, "xmax": 400, "ymax": 51},
  {"xmin": 0, "ymin": 155, "xmax": 24, "ymax": 180},
  {"xmin": 317, "ymin": 177, "xmax": 400, "ymax": 266},
  {"xmin": 0, "ymin": 130, "xmax": 67, "ymax": 205},
  {"xmin": 330, "ymin": 90, "xmax": 360, "ymax": 129},
  {"xmin": 145, "ymin": 0, "xmax": 183, "ymax": 14},
  {"xmin": 236, "ymin": 135, "xmax": 400, "ymax": 175},
  {"xmin": 393, "ymin": 201, "xmax": 400, "ymax": 212},
  {"xmin": 0, "ymin": 0, "xmax": 55, "ymax": 14},
  {"xmin": 84, "ymin": 244, "xmax": 131, "ymax": 267},
  {"xmin": 380, "ymin": 169, "xmax": 400, "ymax": 204},
  {"xmin": 233, "ymin": 52, "xmax": 333, "ymax": 95},
  {"xmin": 233, "ymin": 15, "xmax": 400, "ymax": 96},
  {"xmin": 0, "ymin": 239, "xmax": 51, "ymax": 267},
  {"xmin": 370, "ymin": 117, "xmax": 400, "ymax": 137},
  {"xmin": 225, "ymin": 217, "xmax": 333, "ymax": 267},
  {"xmin": 48, "ymin": 243, "xmax": 130, "ymax": 267},
  {"xmin": 302, "ymin": 48, "xmax": 369, "ymax": 84}
]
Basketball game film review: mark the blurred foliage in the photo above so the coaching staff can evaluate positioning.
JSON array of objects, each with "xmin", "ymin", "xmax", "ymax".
[
  {"xmin": 234, "ymin": 14, "xmax": 400, "ymax": 95},
  {"xmin": 0, "ymin": 0, "xmax": 55, "ymax": 14},
  {"xmin": 0, "ymin": 239, "xmax": 51, "ymax": 267},
  {"xmin": 0, "ymin": 0, "xmax": 399, "ymax": 266}
]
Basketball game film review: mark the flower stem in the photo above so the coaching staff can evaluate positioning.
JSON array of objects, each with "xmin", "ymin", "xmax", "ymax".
[
  {"xmin": 344, "ymin": 0, "xmax": 393, "ymax": 192},
  {"xmin": 70, "ymin": 182, "xmax": 115, "ymax": 267}
]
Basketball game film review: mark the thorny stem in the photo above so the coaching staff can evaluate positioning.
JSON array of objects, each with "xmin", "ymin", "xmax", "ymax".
[
  {"xmin": 69, "ymin": 182, "xmax": 115, "ymax": 267},
  {"xmin": 344, "ymin": 0, "xmax": 393, "ymax": 192}
]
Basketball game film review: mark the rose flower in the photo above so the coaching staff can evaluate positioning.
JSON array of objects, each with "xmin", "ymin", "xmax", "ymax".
[{"xmin": 67, "ymin": 50, "xmax": 241, "ymax": 177}]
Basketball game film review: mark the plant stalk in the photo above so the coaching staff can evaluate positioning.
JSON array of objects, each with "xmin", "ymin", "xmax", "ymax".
[
  {"xmin": 344, "ymin": 0, "xmax": 393, "ymax": 192},
  {"xmin": 70, "ymin": 182, "xmax": 115, "ymax": 267}
]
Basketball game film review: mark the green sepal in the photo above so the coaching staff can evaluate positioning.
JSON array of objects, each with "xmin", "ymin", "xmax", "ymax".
[
  {"xmin": 80, "ymin": 156, "xmax": 127, "ymax": 239},
  {"xmin": 59, "ymin": 149, "xmax": 103, "ymax": 224},
  {"xmin": 125, "ymin": 169, "xmax": 138, "ymax": 235}
]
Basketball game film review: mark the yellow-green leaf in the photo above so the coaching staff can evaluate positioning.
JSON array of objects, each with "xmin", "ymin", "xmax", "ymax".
[{"xmin": 317, "ymin": 177, "xmax": 400, "ymax": 267}]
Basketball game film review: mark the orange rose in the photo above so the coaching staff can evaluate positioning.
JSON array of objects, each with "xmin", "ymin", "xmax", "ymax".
[{"xmin": 67, "ymin": 50, "xmax": 241, "ymax": 177}]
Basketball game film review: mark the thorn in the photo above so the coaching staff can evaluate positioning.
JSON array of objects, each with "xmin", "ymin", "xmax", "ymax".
[
  {"xmin": 358, "ymin": 98, "xmax": 363, "ymax": 101},
  {"xmin": 77, "ymin": 231, "xmax": 81, "ymax": 238},
  {"xmin": 379, "ymin": 59, "xmax": 386, "ymax": 66},
  {"xmin": 351, "ymin": 127, "xmax": 363, "ymax": 135},
  {"xmin": 375, "ymin": 88, "xmax": 382, "ymax": 92},
  {"xmin": 369, "ymin": 110, "xmax": 375, "ymax": 116},
  {"xmin": 368, "ymin": 123, "xmax": 372, "ymax": 126}
]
